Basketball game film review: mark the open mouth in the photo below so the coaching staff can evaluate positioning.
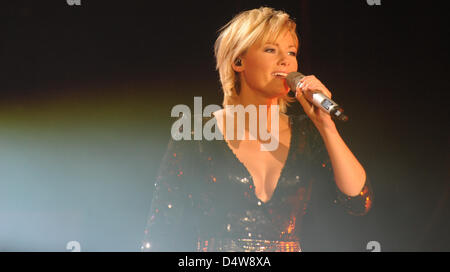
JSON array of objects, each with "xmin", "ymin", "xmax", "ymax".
[{"xmin": 272, "ymin": 72, "xmax": 288, "ymax": 78}]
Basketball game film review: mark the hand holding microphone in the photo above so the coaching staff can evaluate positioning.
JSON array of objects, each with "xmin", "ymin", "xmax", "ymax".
[{"xmin": 286, "ymin": 72, "xmax": 348, "ymax": 122}]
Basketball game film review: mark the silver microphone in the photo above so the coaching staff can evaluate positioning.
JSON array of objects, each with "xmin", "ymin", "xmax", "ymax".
[{"xmin": 286, "ymin": 72, "xmax": 348, "ymax": 122}]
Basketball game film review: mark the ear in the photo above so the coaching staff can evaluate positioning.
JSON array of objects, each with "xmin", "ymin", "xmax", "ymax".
[{"xmin": 231, "ymin": 58, "xmax": 245, "ymax": 73}]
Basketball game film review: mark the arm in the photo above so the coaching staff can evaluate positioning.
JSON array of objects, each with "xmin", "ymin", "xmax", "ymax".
[
  {"xmin": 141, "ymin": 137, "xmax": 199, "ymax": 251},
  {"xmin": 317, "ymin": 124, "xmax": 366, "ymax": 197},
  {"xmin": 317, "ymin": 123, "xmax": 373, "ymax": 216},
  {"xmin": 305, "ymin": 117, "xmax": 373, "ymax": 216},
  {"xmin": 295, "ymin": 75, "xmax": 373, "ymax": 215},
  {"xmin": 295, "ymin": 75, "xmax": 366, "ymax": 197}
]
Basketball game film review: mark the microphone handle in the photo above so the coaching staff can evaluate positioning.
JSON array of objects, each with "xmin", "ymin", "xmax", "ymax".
[
  {"xmin": 287, "ymin": 71, "xmax": 349, "ymax": 122},
  {"xmin": 306, "ymin": 91, "xmax": 348, "ymax": 122}
]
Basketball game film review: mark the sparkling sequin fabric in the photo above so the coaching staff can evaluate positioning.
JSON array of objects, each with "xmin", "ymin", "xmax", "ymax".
[{"xmin": 142, "ymin": 115, "xmax": 373, "ymax": 252}]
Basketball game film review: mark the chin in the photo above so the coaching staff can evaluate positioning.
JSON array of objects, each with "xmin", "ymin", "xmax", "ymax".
[
  {"xmin": 267, "ymin": 90, "xmax": 289, "ymax": 100},
  {"xmin": 277, "ymin": 86, "xmax": 291, "ymax": 96}
]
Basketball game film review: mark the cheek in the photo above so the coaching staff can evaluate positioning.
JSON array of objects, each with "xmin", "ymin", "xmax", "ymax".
[
  {"xmin": 244, "ymin": 58, "xmax": 268, "ymax": 83},
  {"xmin": 243, "ymin": 69, "xmax": 265, "ymax": 90},
  {"xmin": 247, "ymin": 55, "xmax": 269, "ymax": 73}
]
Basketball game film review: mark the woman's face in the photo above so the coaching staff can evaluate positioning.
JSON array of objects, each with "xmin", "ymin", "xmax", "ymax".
[{"xmin": 238, "ymin": 30, "xmax": 298, "ymax": 99}]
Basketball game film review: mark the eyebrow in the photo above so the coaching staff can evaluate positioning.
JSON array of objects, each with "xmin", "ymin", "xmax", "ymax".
[{"xmin": 264, "ymin": 42, "xmax": 297, "ymax": 49}]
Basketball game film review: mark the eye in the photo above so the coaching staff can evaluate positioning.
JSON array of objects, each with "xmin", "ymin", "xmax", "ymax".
[
  {"xmin": 288, "ymin": 51, "xmax": 297, "ymax": 56},
  {"xmin": 264, "ymin": 48, "xmax": 275, "ymax": 53}
]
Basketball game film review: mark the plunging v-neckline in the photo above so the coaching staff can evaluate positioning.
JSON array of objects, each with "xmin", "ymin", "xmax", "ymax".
[{"xmin": 212, "ymin": 113, "xmax": 295, "ymax": 204}]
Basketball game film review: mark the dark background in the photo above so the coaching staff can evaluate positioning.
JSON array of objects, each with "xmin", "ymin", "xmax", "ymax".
[{"xmin": 0, "ymin": 0, "xmax": 448, "ymax": 251}]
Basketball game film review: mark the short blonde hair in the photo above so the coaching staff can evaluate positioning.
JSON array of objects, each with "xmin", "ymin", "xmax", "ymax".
[{"xmin": 214, "ymin": 7, "xmax": 299, "ymax": 113}]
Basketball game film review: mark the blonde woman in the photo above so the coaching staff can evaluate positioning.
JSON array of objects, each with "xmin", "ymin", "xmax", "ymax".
[{"xmin": 142, "ymin": 7, "xmax": 372, "ymax": 252}]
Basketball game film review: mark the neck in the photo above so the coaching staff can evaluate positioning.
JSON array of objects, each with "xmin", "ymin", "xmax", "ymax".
[
  {"xmin": 232, "ymin": 80, "xmax": 279, "ymax": 109},
  {"xmin": 221, "ymin": 83, "xmax": 285, "ymax": 138}
]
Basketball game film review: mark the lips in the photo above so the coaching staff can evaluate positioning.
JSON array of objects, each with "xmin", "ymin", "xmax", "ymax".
[{"xmin": 271, "ymin": 72, "xmax": 288, "ymax": 78}]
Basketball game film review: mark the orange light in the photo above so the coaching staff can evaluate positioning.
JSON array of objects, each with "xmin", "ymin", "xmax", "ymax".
[{"xmin": 287, "ymin": 217, "xmax": 296, "ymax": 234}]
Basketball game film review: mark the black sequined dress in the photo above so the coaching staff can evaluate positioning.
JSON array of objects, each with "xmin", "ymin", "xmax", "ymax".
[{"xmin": 141, "ymin": 114, "xmax": 372, "ymax": 252}]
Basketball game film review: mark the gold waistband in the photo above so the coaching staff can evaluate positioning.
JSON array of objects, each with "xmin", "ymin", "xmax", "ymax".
[{"xmin": 197, "ymin": 238, "xmax": 301, "ymax": 252}]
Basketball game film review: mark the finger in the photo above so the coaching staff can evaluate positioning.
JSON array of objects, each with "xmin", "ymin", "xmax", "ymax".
[
  {"xmin": 301, "ymin": 74, "xmax": 314, "ymax": 80},
  {"xmin": 320, "ymin": 86, "xmax": 332, "ymax": 99},
  {"xmin": 300, "ymin": 82, "xmax": 310, "ymax": 92},
  {"xmin": 305, "ymin": 83, "xmax": 332, "ymax": 99},
  {"xmin": 299, "ymin": 75, "xmax": 311, "ymax": 84},
  {"xmin": 300, "ymin": 76, "xmax": 332, "ymax": 98}
]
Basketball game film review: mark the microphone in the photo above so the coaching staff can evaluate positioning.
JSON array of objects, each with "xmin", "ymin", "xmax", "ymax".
[{"xmin": 286, "ymin": 72, "xmax": 348, "ymax": 122}]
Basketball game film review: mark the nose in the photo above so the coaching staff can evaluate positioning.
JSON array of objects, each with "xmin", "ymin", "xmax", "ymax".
[{"xmin": 277, "ymin": 51, "xmax": 291, "ymax": 67}]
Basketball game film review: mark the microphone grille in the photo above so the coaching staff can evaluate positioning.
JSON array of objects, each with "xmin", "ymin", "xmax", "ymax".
[{"xmin": 286, "ymin": 72, "xmax": 305, "ymax": 91}]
